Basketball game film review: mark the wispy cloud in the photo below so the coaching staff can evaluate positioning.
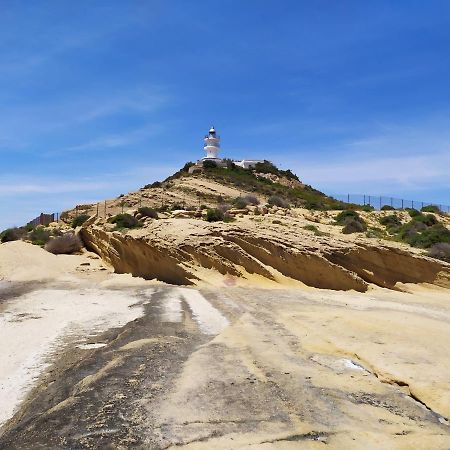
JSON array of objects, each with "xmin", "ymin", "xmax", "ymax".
[
  {"xmin": 46, "ymin": 122, "xmax": 166, "ymax": 155},
  {"xmin": 275, "ymin": 117, "xmax": 450, "ymax": 197}
]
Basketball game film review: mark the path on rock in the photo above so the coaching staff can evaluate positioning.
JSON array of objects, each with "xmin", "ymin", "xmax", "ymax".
[{"xmin": 0, "ymin": 282, "xmax": 449, "ymax": 449}]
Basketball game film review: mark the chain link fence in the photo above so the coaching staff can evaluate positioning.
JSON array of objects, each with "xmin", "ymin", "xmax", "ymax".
[{"xmin": 331, "ymin": 194, "xmax": 450, "ymax": 213}]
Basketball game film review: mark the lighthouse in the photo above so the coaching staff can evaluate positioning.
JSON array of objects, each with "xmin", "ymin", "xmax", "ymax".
[{"xmin": 203, "ymin": 126, "xmax": 220, "ymax": 159}]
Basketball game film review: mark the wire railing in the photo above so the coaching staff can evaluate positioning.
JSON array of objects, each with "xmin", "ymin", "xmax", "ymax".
[{"xmin": 331, "ymin": 194, "xmax": 450, "ymax": 213}]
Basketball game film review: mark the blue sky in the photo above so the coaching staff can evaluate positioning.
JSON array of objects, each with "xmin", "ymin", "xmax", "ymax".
[{"xmin": 2, "ymin": 0, "xmax": 450, "ymax": 230}]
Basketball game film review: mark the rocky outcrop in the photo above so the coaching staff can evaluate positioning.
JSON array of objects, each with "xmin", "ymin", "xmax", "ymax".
[{"xmin": 80, "ymin": 219, "xmax": 450, "ymax": 291}]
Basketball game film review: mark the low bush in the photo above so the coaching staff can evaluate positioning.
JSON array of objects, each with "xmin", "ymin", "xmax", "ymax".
[
  {"xmin": 421, "ymin": 205, "xmax": 440, "ymax": 213},
  {"xmin": 268, "ymin": 195, "xmax": 289, "ymax": 208},
  {"xmin": 244, "ymin": 194, "xmax": 260, "ymax": 205},
  {"xmin": 206, "ymin": 208, "xmax": 224, "ymax": 222},
  {"xmin": 335, "ymin": 210, "xmax": 367, "ymax": 234},
  {"xmin": 71, "ymin": 214, "xmax": 90, "ymax": 228},
  {"xmin": 0, "ymin": 227, "xmax": 25, "ymax": 243},
  {"xmin": 29, "ymin": 227, "xmax": 51, "ymax": 246},
  {"xmin": 413, "ymin": 213, "xmax": 438, "ymax": 227},
  {"xmin": 45, "ymin": 233, "xmax": 82, "ymax": 254},
  {"xmin": 428, "ymin": 242, "xmax": 450, "ymax": 262},
  {"xmin": 232, "ymin": 197, "xmax": 249, "ymax": 209},
  {"xmin": 381, "ymin": 205, "xmax": 395, "ymax": 211},
  {"xmin": 366, "ymin": 227, "xmax": 386, "ymax": 239},
  {"xmin": 361, "ymin": 204, "xmax": 375, "ymax": 212},
  {"xmin": 335, "ymin": 210, "xmax": 361, "ymax": 225},
  {"xmin": 302, "ymin": 224, "xmax": 329, "ymax": 236},
  {"xmin": 203, "ymin": 160, "xmax": 217, "ymax": 169},
  {"xmin": 342, "ymin": 219, "xmax": 367, "ymax": 234},
  {"xmin": 379, "ymin": 214, "xmax": 402, "ymax": 233},
  {"xmin": 138, "ymin": 207, "xmax": 158, "ymax": 219},
  {"xmin": 406, "ymin": 224, "xmax": 450, "ymax": 248},
  {"xmin": 272, "ymin": 219, "xmax": 283, "ymax": 225},
  {"xmin": 406, "ymin": 208, "xmax": 421, "ymax": 218},
  {"xmin": 109, "ymin": 213, "xmax": 140, "ymax": 230}
]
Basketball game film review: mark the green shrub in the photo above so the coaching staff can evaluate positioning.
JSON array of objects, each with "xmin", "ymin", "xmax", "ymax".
[
  {"xmin": 335, "ymin": 210, "xmax": 367, "ymax": 233},
  {"xmin": 342, "ymin": 219, "xmax": 367, "ymax": 234},
  {"xmin": 421, "ymin": 205, "xmax": 440, "ymax": 213},
  {"xmin": 335, "ymin": 210, "xmax": 361, "ymax": 225},
  {"xmin": 302, "ymin": 224, "xmax": 329, "ymax": 237},
  {"xmin": 366, "ymin": 227, "xmax": 386, "ymax": 239},
  {"xmin": 379, "ymin": 214, "xmax": 402, "ymax": 233},
  {"xmin": 413, "ymin": 213, "xmax": 438, "ymax": 227},
  {"xmin": 138, "ymin": 207, "xmax": 158, "ymax": 219},
  {"xmin": 109, "ymin": 214, "xmax": 140, "ymax": 230},
  {"xmin": 406, "ymin": 208, "xmax": 421, "ymax": 218},
  {"xmin": 232, "ymin": 197, "xmax": 249, "ymax": 209},
  {"xmin": 71, "ymin": 214, "xmax": 90, "ymax": 228},
  {"xmin": 206, "ymin": 208, "xmax": 224, "ymax": 222},
  {"xmin": 203, "ymin": 160, "xmax": 218, "ymax": 169},
  {"xmin": 361, "ymin": 204, "xmax": 375, "ymax": 212},
  {"xmin": 29, "ymin": 227, "xmax": 51, "ymax": 246},
  {"xmin": 0, "ymin": 227, "xmax": 24, "ymax": 243},
  {"xmin": 406, "ymin": 224, "xmax": 450, "ymax": 248},
  {"xmin": 268, "ymin": 195, "xmax": 289, "ymax": 208},
  {"xmin": 381, "ymin": 205, "xmax": 395, "ymax": 211}
]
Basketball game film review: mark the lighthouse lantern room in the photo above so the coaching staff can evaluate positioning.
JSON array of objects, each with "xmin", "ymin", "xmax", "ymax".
[{"xmin": 203, "ymin": 126, "xmax": 220, "ymax": 159}]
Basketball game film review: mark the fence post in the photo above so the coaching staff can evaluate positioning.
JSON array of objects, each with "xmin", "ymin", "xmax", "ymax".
[
  {"xmin": 401, "ymin": 199, "xmax": 404, "ymax": 209},
  {"xmin": 390, "ymin": 197, "xmax": 393, "ymax": 207},
  {"xmin": 104, "ymin": 200, "xmax": 107, "ymax": 217},
  {"xmin": 347, "ymin": 194, "xmax": 350, "ymax": 203},
  {"xmin": 379, "ymin": 196, "xmax": 382, "ymax": 210},
  {"xmin": 96, "ymin": 203, "xmax": 99, "ymax": 216},
  {"xmin": 368, "ymin": 195, "xmax": 371, "ymax": 206},
  {"xmin": 363, "ymin": 195, "xmax": 366, "ymax": 205}
]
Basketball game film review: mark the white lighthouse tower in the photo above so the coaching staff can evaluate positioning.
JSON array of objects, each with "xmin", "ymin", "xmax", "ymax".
[{"xmin": 203, "ymin": 126, "xmax": 220, "ymax": 159}]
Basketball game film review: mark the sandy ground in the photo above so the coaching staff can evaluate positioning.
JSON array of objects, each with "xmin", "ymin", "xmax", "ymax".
[{"xmin": 0, "ymin": 242, "xmax": 450, "ymax": 449}]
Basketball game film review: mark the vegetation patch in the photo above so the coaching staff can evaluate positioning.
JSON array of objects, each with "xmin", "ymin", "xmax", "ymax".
[
  {"xmin": 268, "ymin": 195, "xmax": 290, "ymax": 208},
  {"xmin": 302, "ymin": 224, "xmax": 329, "ymax": 237},
  {"xmin": 428, "ymin": 243, "xmax": 450, "ymax": 262},
  {"xmin": 45, "ymin": 233, "xmax": 82, "ymax": 254},
  {"xmin": 29, "ymin": 227, "xmax": 52, "ymax": 246},
  {"xmin": 137, "ymin": 207, "xmax": 158, "ymax": 219},
  {"xmin": 379, "ymin": 214, "xmax": 402, "ymax": 234},
  {"xmin": 366, "ymin": 227, "xmax": 387, "ymax": 239},
  {"xmin": 335, "ymin": 210, "xmax": 367, "ymax": 234},
  {"xmin": 0, "ymin": 227, "xmax": 25, "ymax": 243},
  {"xmin": 205, "ymin": 208, "xmax": 234, "ymax": 223},
  {"xmin": 71, "ymin": 214, "xmax": 90, "ymax": 228},
  {"xmin": 381, "ymin": 205, "xmax": 395, "ymax": 211},
  {"xmin": 108, "ymin": 214, "xmax": 141, "ymax": 230},
  {"xmin": 421, "ymin": 205, "xmax": 441, "ymax": 213}
]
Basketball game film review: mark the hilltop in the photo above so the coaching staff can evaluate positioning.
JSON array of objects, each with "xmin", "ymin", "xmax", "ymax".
[{"xmin": 60, "ymin": 160, "xmax": 349, "ymax": 222}]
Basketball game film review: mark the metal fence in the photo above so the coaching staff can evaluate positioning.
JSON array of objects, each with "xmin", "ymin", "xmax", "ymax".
[
  {"xmin": 27, "ymin": 213, "xmax": 59, "ymax": 227},
  {"xmin": 331, "ymin": 194, "xmax": 450, "ymax": 213}
]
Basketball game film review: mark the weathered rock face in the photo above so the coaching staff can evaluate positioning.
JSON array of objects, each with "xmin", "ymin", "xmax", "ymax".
[{"xmin": 80, "ymin": 219, "xmax": 450, "ymax": 291}]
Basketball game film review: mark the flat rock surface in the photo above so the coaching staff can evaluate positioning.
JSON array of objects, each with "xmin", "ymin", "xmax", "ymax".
[{"xmin": 0, "ymin": 277, "xmax": 449, "ymax": 449}]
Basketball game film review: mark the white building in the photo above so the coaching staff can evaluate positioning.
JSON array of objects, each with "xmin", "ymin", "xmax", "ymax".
[
  {"xmin": 203, "ymin": 126, "xmax": 220, "ymax": 159},
  {"xmin": 189, "ymin": 126, "xmax": 266, "ymax": 172}
]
